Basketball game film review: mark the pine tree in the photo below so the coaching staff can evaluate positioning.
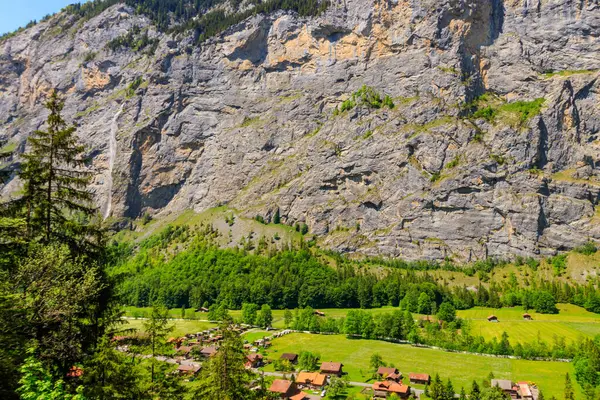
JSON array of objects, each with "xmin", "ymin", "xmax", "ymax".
[
  {"xmin": 143, "ymin": 305, "xmax": 173, "ymax": 383},
  {"xmin": 459, "ymin": 387, "xmax": 467, "ymax": 400},
  {"xmin": 19, "ymin": 90, "xmax": 101, "ymax": 255},
  {"xmin": 444, "ymin": 379, "xmax": 455, "ymax": 400},
  {"xmin": 193, "ymin": 322, "xmax": 254, "ymax": 399},
  {"xmin": 470, "ymin": 380, "xmax": 481, "ymax": 400},
  {"xmin": 564, "ymin": 372, "xmax": 575, "ymax": 400}
]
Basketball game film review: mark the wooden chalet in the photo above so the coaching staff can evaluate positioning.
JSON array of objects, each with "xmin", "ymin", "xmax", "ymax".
[
  {"xmin": 295, "ymin": 372, "xmax": 327, "ymax": 388},
  {"xmin": 269, "ymin": 379, "xmax": 295, "ymax": 398},
  {"xmin": 314, "ymin": 310, "xmax": 326, "ymax": 317},
  {"xmin": 200, "ymin": 346, "xmax": 218, "ymax": 358},
  {"xmin": 377, "ymin": 367, "xmax": 402, "ymax": 382},
  {"xmin": 280, "ymin": 353, "xmax": 299, "ymax": 364},
  {"xmin": 487, "ymin": 315, "xmax": 499, "ymax": 322},
  {"xmin": 409, "ymin": 373, "xmax": 430, "ymax": 385},
  {"xmin": 176, "ymin": 364, "xmax": 200, "ymax": 375},
  {"xmin": 518, "ymin": 382, "xmax": 534, "ymax": 400},
  {"xmin": 372, "ymin": 381, "xmax": 411, "ymax": 399},
  {"xmin": 523, "ymin": 313, "xmax": 533, "ymax": 320},
  {"xmin": 246, "ymin": 353, "xmax": 263, "ymax": 368},
  {"xmin": 491, "ymin": 379, "xmax": 518, "ymax": 399},
  {"xmin": 320, "ymin": 361, "xmax": 343, "ymax": 376}
]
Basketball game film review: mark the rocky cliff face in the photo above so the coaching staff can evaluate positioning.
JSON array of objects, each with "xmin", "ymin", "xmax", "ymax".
[{"xmin": 1, "ymin": 0, "xmax": 599, "ymax": 261}]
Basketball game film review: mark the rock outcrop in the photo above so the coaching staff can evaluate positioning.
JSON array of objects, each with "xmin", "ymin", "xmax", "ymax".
[{"xmin": 1, "ymin": 0, "xmax": 599, "ymax": 261}]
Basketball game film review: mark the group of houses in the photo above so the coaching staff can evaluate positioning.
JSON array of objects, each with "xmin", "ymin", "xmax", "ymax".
[
  {"xmin": 372, "ymin": 369, "xmax": 431, "ymax": 399},
  {"xmin": 268, "ymin": 356, "xmax": 343, "ymax": 399},
  {"xmin": 491, "ymin": 379, "xmax": 538, "ymax": 400}
]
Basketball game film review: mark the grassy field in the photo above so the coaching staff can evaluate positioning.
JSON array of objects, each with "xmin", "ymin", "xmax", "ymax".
[
  {"xmin": 124, "ymin": 303, "xmax": 600, "ymax": 345},
  {"xmin": 122, "ymin": 318, "xmax": 217, "ymax": 337},
  {"xmin": 262, "ymin": 333, "xmax": 577, "ymax": 399},
  {"xmin": 459, "ymin": 304, "xmax": 600, "ymax": 344}
]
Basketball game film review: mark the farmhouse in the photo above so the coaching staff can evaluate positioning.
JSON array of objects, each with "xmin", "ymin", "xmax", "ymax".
[
  {"xmin": 320, "ymin": 361, "xmax": 343, "ymax": 376},
  {"xmin": 290, "ymin": 393, "xmax": 320, "ymax": 400},
  {"xmin": 491, "ymin": 379, "xmax": 518, "ymax": 398},
  {"xmin": 409, "ymin": 373, "xmax": 430, "ymax": 385},
  {"xmin": 523, "ymin": 313, "xmax": 533, "ymax": 320},
  {"xmin": 372, "ymin": 381, "xmax": 411, "ymax": 399},
  {"xmin": 488, "ymin": 315, "xmax": 499, "ymax": 322},
  {"xmin": 269, "ymin": 379, "xmax": 295, "ymax": 398},
  {"xmin": 280, "ymin": 353, "xmax": 299, "ymax": 364},
  {"xmin": 176, "ymin": 364, "xmax": 200, "ymax": 375},
  {"xmin": 246, "ymin": 353, "xmax": 263, "ymax": 368},
  {"xmin": 314, "ymin": 310, "xmax": 326, "ymax": 317},
  {"xmin": 518, "ymin": 382, "xmax": 534, "ymax": 399},
  {"xmin": 200, "ymin": 346, "xmax": 218, "ymax": 358},
  {"xmin": 377, "ymin": 367, "xmax": 402, "ymax": 382},
  {"xmin": 295, "ymin": 372, "xmax": 327, "ymax": 388}
]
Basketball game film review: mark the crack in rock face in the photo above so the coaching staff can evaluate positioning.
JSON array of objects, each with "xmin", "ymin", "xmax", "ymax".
[{"xmin": 0, "ymin": 0, "xmax": 599, "ymax": 261}]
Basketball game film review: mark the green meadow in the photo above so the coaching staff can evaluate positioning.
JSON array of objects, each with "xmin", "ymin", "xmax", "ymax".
[
  {"xmin": 262, "ymin": 333, "xmax": 577, "ymax": 399},
  {"xmin": 458, "ymin": 304, "xmax": 600, "ymax": 344}
]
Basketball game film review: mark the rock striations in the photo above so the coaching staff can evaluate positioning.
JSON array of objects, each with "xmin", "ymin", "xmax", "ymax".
[{"xmin": 0, "ymin": 0, "xmax": 599, "ymax": 261}]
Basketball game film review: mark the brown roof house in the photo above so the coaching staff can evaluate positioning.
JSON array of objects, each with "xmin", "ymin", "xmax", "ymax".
[
  {"xmin": 200, "ymin": 346, "xmax": 218, "ymax": 358},
  {"xmin": 372, "ymin": 381, "xmax": 411, "ymax": 399},
  {"xmin": 320, "ymin": 361, "xmax": 343, "ymax": 376},
  {"xmin": 280, "ymin": 353, "xmax": 299, "ymax": 364},
  {"xmin": 491, "ymin": 379, "xmax": 518, "ymax": 398},
  {"xmin": 269, "ymin": 379, "xmax": 295, "ymax": 398},
  {"xmin": 518, "ymin": 382, "xmax": 534, "ymax": 400},
  {"xmin": 409, "ymin": 373, "xmax": 430, "ymax": 385},
  {"xmin": 176, "ymin": 364, "xmax": 201, "ymax": 376},
  {"xmin": 246, "ymin": 353, "xmax": 263, "ymax": 368},
  {"xmin": 295, "ymin": 372, "xmax": 327, "ymax": 388},
  {"xmin": 487, "ymin": 315, "xmax": 499, "ymax": 322},
  {"xmin": 523, "ymin": 313, "xmax": 533, "ymax": 320},
  {"xmin": 377, "ymin": 367, "xmax": 402, "ymax": 382}
]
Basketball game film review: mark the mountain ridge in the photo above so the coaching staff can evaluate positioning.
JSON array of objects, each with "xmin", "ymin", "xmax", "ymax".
[{"xmin": 0, "ymin": 0, "xmax": 599, "ymax": 261}]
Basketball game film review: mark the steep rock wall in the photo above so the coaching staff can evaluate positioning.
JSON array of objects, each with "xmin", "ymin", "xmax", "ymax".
[{"xmin": 0, "ymin": 0, "xmax": 599, "ymax": 261}]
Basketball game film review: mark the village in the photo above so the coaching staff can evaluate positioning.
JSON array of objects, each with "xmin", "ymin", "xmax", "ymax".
[{"xmin": 113, "ymin": 313, "xmax": 542, "ymax": 400}]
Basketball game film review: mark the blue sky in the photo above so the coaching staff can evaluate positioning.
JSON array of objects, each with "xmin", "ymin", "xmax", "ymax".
[{"xmin": 0, "ymin": 0, "xmax": 88, "ymax": 35}]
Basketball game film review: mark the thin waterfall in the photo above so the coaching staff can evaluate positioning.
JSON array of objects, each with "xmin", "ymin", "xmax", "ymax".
[{"xmin": 104, "ymin": 104, "xmax": 124, "ymax": 219}]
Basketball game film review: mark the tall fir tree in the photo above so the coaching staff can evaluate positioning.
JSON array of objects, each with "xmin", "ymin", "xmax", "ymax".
[
  {"xmin": 19, "ymin": 90, "xmax": 101, "ymax": 256},
  {"xmin": 193, "ymin": 322, "xmax": 254, "ymax": 400},
  {"xmin": 564, "ymin": 372, "xmax": 575, "ymax": 400}
]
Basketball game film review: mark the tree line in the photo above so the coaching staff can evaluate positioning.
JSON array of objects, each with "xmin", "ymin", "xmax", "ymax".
[{"xmin": 110, "ymin": 225, "xmax": 600, "ymax": 318}]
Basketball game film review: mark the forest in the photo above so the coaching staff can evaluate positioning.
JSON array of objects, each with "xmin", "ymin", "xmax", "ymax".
[{"xmin": 110, "ymin": 223, "xmax": 600, "ymax": 316}]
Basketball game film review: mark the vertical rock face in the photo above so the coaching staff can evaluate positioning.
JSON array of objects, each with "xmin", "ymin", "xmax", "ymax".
[{"xmin": 0, "ymin": 0, "xmax": 599, "ymax": 261}]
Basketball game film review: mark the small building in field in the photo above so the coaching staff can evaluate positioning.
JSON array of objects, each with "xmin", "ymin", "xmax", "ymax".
[
  {"xmin": 372, "ymin": 381, "xmax": 411, "ymax": 399},
  {"xmin": 523, "ymin": 313, "xmax": 533, "ymax": 320},
  {"xmin": 195, "ymin": 307, "xmax": 209, "ymax": 313},
  {"xmin": 487, "ymin": 315, "xmax": 499, "ymax": 322},
  {"xmin": 280, "ymin": 353, "xmax": 299, "ymax": 364},
  {"xmin": 295, "ymin": 372, "xmax": 327, "ymax": 388},
  {"xmin": 314, "ymin": 310, "xmax": 326, "ymax": 317},
  {"xmin": 491, "ymin": 379, "xmax": 518, "ymax": 398},
  {"xmin": 409, "ymin": 373, "xmax": 430, "ymax": 385},
  {"xmin": 377, "ymin": 367, "xmax": 402, "ymax": 382},
  {"xmin": 269, "ymin": 379, "xmax": 295, "ymax": 398},
  {"xmin": 320, "ymin": 361, "xmax": 343, "ymax": 376}
]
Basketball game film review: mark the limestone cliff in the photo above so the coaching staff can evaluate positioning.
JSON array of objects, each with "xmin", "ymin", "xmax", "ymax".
[{"xmin": 1, "ymin": 0, "xmax": 599, "ymax": 261}]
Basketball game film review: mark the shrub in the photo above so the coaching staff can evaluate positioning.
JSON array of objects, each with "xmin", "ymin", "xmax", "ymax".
[
  {"xmin": 473, "ymin": 106, "xmax": 497, "ymax": 122},
  {"xmin": 574, "ymin": 241, "xmax": 598, "ymax": 256}
]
